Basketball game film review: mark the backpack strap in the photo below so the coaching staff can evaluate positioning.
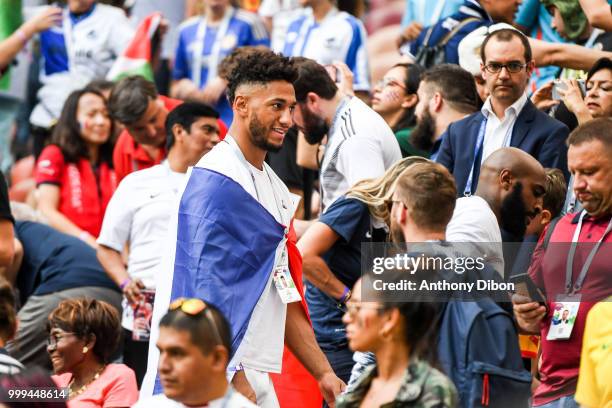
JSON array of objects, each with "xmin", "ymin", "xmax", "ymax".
[
  {"xmin": 542, "ymin": 216, "xmax": 561, "ymax": 250},
  {"xmin": 439, "ymin": 17, "xmax": 481, "ymax": 47}
]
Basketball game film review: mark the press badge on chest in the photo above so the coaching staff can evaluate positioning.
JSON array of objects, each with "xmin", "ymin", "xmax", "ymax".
[
  {"xmin": 273, "ymin": 248, "xmax": 301, "ymax": 304},
  {"xmin": 547, "ymin": 294, "xmax": 581, "ymax": 341}
]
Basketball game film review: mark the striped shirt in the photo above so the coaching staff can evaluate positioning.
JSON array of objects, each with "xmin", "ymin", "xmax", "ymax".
[
  {"xmin": 0, "ymin": 348, "xmax": 23, "ymax": 376},
  {"xmin": 320, "ymin": 97, "xmax": 401, "ymax": 212}
]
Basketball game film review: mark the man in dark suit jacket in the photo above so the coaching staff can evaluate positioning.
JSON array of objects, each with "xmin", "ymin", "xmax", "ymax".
[{"xmin": 436, "ymin": 27, "xmax": 569, "ymax": 196}]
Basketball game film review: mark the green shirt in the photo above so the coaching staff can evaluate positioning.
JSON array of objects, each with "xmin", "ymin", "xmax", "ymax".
[
  {"xmin": 336, "ymin": 359, "xmax": 458, "ymax": 408},
  {"xmin": 395, "ymin": 128, "xmax": 430, "ymax": 159}
]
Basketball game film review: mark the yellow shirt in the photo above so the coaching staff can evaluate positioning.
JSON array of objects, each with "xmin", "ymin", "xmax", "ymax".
[{"xmin": 575, "ymin": 300, "xmax": 612, "ymax": 408}]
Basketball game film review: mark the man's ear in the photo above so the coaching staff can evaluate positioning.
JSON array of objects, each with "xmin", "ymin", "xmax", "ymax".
[
  {"xmin": 540, "ymin": 209, "xmax": 552, "ymax": 226},
  {"xmin": 306, "ymin": 92, "xmax": 320, "ymax": 111},
  {"xmin": 431, "ymin": 92, "xmax": 443, "ymax": 113},
  {"xmin": 401, "ymin": 93, "xmax": 418, "ymax": 109},
  {"xmin": 233, "ymin": 95, "xmax": 249, "ymax": 118},
  {"xmin": 172, "ymin": 123, "xmax": 186, "ymax": 144},
  {"xmin": 499, "ymin": 169, "xmax": 514, "ymax": 191}
]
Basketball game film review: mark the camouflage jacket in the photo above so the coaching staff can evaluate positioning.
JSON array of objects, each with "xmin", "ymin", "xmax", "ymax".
[{"xmin": 336, "ymin": 359, "xmax": 458, "ymax": 408}]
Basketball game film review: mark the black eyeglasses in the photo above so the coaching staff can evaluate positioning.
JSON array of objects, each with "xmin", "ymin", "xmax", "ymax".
[
  {"xmin": 484, "ymin": 62, "xmax": 528, "ymax": 74},
  {"xmin": 47, "ymin": 331, "xmax": 76, "ymax": 348}
]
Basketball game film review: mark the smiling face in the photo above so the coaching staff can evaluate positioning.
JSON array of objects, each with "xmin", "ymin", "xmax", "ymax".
[
  {"xmin": 481, "ymin": 35, "xmax": 533, "ymax": 106},
  {"xmin": 238, "ymin": 80, "xmax": 296, "ymax": 153},
  {"xmin": 584, "ymin": 68, "xmax": 612, "ymax": 118},
  {"xmin": 568, "ymin": 139, "xmax": 612, "ymax": 218},
  {"xmin": 47, "ymin": 327, "xmax": 88, "ymax": 375},
  {"xmin": 76, "ymin": 93, "xmax": 111, "ymax": 146}
]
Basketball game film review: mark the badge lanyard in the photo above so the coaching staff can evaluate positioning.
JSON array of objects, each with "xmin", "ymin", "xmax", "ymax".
[
  {"xmin": 62, "ymin": 10, "xmax": 75, "ymax": 74},
  {"xmin": 223, "ymin": 135, "xmax": 287, "ymax": 228},
  {"xmin": 565, "ymin": 210, "xmax": 612, "ymax": 295},
  {"xmin": 463, "ymin": 114, "xmax": 513, "ymax": 196},
  {"xmin": 192, "ymin": 6, "xmax": 234, "ymax": 88}
]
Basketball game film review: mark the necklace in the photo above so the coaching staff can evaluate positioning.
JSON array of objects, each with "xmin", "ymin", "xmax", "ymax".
[{"xmin": 68, "ymin": 365, "xmax": 106, "ymax": 399}]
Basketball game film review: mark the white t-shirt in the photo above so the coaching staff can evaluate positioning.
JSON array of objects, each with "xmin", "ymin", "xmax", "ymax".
[
  {"xmin": 97, "ymin": 161, "xmax": 185, "ymax": 329},
  {"xmin": 446, "ymin": 195, "xmax": 504, "ymax": 275},
  {"xmin": 320, "ymin": 96, "xmax": 402, "ymax": 212},
  {"xmin": 31, "ymin": 4, "xmax": 134, "ymax": 127},
  {"xmin": 282, "ymin": 7, "xmax": 370, "ymax": 91},
  {"xmin": 134, "ymin": 387, "xmax": 257, "ymax": 408},
  {"xmin": 258, "ymin": 0, "xmax": 301, "ymax": 52},
  {"xmin": 196, "ymin": 136, "xmax": 298, "ymax": 373}
]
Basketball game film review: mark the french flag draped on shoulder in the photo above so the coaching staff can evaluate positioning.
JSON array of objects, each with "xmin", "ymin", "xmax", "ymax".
[{"xmin": 141, "ymin": 139, "xmax": 322, "ymax": 406}]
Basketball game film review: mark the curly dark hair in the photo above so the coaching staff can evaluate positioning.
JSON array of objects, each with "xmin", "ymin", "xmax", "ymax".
[
  {"xmin": 50, "ymin": 89, "xmax": 115, "ymax": 166},
  {"xmin": 226, "ymin": 49, "xmax": 297, "ymax": 105},
  {"xmin": 47, "ymin": 298, "xmax": 121, "ymax": 364}
]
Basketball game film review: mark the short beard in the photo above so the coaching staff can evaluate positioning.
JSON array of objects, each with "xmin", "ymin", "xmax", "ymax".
[
  {"xmin": 249, "ymin": 114, "xmax": 282, "ymax": 153},
  {"xmin": 410, "ymin": 107, "xmax": 436, "ymax": 152},
  {"xmin": 301, "ymin": 105, "xmax": 329, "ymax": 145},
  {"xmin": 500, "ymin": 182, "xmax": 529, "ymax": 239}
]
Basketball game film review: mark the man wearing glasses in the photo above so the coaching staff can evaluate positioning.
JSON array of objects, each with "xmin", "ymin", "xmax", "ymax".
[{"xmin": 436, "ymin": 28, "xmax": 569, "ymax": 196}]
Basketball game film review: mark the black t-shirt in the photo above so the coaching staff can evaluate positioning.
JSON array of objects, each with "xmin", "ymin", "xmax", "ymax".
[
  {"xmin": 0, "ymin": 172, "xmax": 13, "ymax": 223},
  {"xmin": 14, "ymin": 221, "xmax": 119, "ymax": 304},
  {"xmin": 266, "ymin": 127, "xmax": 304, "ymax": 190}
]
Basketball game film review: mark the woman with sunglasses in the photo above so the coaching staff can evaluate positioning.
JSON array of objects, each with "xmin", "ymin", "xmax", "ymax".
[
  {"xmin": 134, "ymin": 298, "xmax": 256, "ymax": 407},
  {"xmin": 336, "ymin": 271, "xmax": 458, "ymax": 407},
  {"xmin": 297, "ymin": 157, "xmax": 428, "ymax": 383},
  {"xmin": 371, "ymin": 63, "xmax": 427, "ymax": 158},
  {"xmin": 48, "ymin": 298, "xmax": 138, "ymax": 407}
]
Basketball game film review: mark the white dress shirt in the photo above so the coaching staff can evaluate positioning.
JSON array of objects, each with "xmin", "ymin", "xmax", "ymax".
[{"xmin": 480, "ymin": 92, "xmax": 528, "ymax": 162}]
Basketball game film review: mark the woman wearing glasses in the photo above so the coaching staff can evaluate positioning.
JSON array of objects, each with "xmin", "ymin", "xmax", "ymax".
[
  {"xmin": 337, "ymin": 272, "xmax": 458, "ymax": 407},
  {"xmin": 48, "ymin": 298, "xmax": 138, "ymax": 407},
  {"xmin": 297, "ymin": 157, "xmax": 428, "ymax": 384},
  {"xmin": 371, "ymin": 63, "xmax": 427, "ymax": 158},
  {"xmin": 134, "ymin": 298, "xmax": 256, "ymax": 407}
]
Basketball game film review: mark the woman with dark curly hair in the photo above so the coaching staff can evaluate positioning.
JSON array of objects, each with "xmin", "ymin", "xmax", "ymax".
[
  {"xmin": 48, "ymin": 298, "xmax": 138, "ymax": 407},
  {"xmin": 35, "ymin": 89, "xmax": 117, "ymax": 248}
]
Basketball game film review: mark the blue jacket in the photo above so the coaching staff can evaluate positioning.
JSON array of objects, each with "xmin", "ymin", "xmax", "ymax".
[{"xmin": 436, "ymin": 100, "xmax": 570, "ymax": 195}]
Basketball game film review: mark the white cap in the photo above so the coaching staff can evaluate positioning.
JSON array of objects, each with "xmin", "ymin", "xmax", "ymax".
[{"xmin": 458, "ymin": 23, "xmax": 520, "ymax": 77}]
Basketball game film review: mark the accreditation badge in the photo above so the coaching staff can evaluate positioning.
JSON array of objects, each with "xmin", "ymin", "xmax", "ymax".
[
  {"xmin": 273, "ymin": 248, "xmax": 301, "ymax": 304},
  {"xmin": 546, "ymin": 294, "xmax": 581, "ymax": 341}
]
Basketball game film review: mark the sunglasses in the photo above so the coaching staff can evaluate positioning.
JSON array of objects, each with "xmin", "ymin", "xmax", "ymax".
[{"xmin": 169, "ymin": 298, "xmax": 224, "ymax": 346}]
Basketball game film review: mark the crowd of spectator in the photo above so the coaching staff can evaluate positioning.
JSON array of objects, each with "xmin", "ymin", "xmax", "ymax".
[{"xmin": 0, "ymin": 0, "xmax": 610, "ymax": 407}]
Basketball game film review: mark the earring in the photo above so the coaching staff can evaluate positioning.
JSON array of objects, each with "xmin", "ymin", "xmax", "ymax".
[{"xmin": 82, "ymin": 346, "xmax": 88, "ymax": 354}]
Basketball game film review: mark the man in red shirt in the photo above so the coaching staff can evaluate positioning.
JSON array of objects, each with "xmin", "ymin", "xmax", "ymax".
[
  {"xmin": 108, "ymin": 76, "xmax": 182, "ymax": 182},
  {"xmin": 513, "ymin": 118, "xmax": 612, "ymax": 407}
]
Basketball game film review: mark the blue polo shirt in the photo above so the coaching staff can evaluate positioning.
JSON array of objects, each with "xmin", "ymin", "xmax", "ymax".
[
  {"xmin": 14, "ymin": 221, "xmax": 119, "ymax": 304},
  {"xmin": 306, "ymin": 196, "xmax": 386, "ymax": 350}
]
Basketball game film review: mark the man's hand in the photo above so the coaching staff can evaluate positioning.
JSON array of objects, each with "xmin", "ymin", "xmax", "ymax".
[
  {"xmin": 512, "ymin": 294, "xmax": 547, "ymax": 334},
  {"xmin": 318, "ymin": 371, "xmax": 346, "ymax": 408},
  {"xmin": 123, "ymin": 278, "xmax": 145, "ymax": 307},
  {"xmin": 396, "ymin": 22, "xmax": 423, "ymax": 47},
  {"xmin": 231, "ymin": 370, "xmax": 257, "ymax": 404},
  {"xmin": 23, "ymin": 6, "xmax": 62, "ymax": 37}
]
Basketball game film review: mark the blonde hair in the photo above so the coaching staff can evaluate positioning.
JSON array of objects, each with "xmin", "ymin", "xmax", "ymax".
[{"xmin": 346, "ymin": 156, "xmax": 430, "ymax": 225}]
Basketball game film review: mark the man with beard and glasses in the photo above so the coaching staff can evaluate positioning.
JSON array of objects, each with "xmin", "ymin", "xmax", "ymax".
[
  {"xmin": 411, "ymin": 64, "xmax": 480, "ymax": 160},
  {"xmin": 291, "ymin": 57, "xmax": 401, "ymax": 213},
  {"xmin": 141, "ymin": 49, "xmax": 345, "ymax": 408},
  {"xmin": 513, "ymin": 118, "xmax": 612, "ymax": 408},
  {"xmin": 446, "ymin": 147, "xmax": 546, "ymax": 276},
  {"xmin": 436, "ymin": 28, "xmax": 569, "ymax": 196}
]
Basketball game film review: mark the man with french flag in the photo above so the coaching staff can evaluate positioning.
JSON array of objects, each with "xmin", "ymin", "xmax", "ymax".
[{"xmin": 141, "ymin": 49, "xmax": 345, "ymax": 407}]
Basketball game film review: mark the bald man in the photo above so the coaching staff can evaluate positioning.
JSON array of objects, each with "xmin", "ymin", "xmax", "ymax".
[{"xmin": 446, "ymin": 147, "xmax": 546, "ymax": 275}]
